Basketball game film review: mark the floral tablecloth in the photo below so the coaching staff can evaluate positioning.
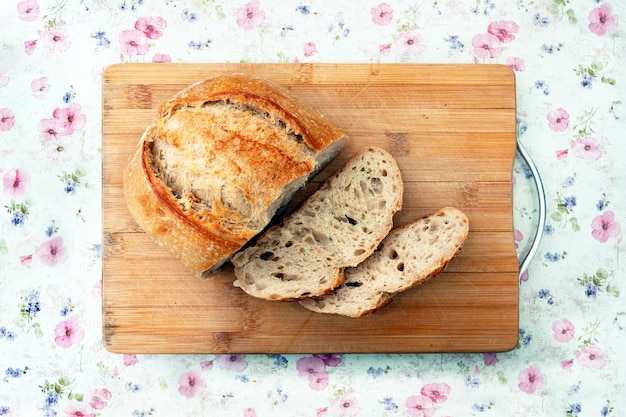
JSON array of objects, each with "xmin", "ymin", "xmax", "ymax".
[{"xmin": 1, "ymin": 1, "xmax": 624, "ymax": 416}]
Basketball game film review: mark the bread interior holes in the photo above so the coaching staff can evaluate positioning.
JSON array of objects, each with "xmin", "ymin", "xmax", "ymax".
[
  {"xmin": 396, "ymin": 262, "xmax": 405, "ymax": 272},
  {"xmin": 354, "ymin": 249, "xmax": 366, "ymax": 256}
]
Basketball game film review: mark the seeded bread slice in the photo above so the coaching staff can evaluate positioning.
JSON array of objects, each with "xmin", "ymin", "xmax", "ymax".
[
  {"xmin": 299, "ymin": 207, "xmax": 469, "ymax": 317},
  {"xmin": 231, "ymin": 146, "xmax": 404, "ymax": 301}
]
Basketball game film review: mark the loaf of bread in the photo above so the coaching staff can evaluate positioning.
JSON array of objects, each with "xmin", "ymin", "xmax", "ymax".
[
  {"xmin": 299, "ymin": 207, "xmax": 469, "ymax": 317},
  {"xmin": 231, "ymin": 146, "xmax": 404, "ymax": 300},
  {"xmin": 123, "ymin": 74, "xmax": 348, "ymax": 277}
]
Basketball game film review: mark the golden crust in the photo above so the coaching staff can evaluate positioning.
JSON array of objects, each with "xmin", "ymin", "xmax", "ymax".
[{"xmin": 123, "ymin": 74, "xmax": 347, "ymax": 277}]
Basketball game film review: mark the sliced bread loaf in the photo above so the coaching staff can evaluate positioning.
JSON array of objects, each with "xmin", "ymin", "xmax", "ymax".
[
  {"xmin": 123, "ymin": 74, "xmax": 348, "ymax": 277},
  {"xmin": 231, "ymin": 146, "xmax": 404, "ymax": 300},
  {"xmin": 299, "ymin": 207, "xmax": 469, "ymax": 317}
]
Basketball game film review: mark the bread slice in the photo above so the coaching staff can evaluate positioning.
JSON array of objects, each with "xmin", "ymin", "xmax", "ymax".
[
  {"xmin": 299, "ymin": 207, "xmax": 469, "ymax": 317},
  {"xmin": 231, "ymin": 146, "xmax": 404, "ymax": 300},
  {"xmin": 123, "ymin": 74, "xmax": 348, "ymax": 277}
]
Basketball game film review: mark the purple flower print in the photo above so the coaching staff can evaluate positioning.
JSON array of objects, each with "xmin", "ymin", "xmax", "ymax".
[
  {"xmin": 552, "ymin": 318, "xmax": 575, "ymax": 342},
  {"xmin": 588, "ymin": 3, "xmax": 618, "ymax": 36},
  {"xmin": 394, "ymin": 31, "xmax": 425, "ymax": 55},
  {"xmin": 216, "ymin": 354, "xmax": 248, "ymax": 372},
  {"xmin": 331, "ymin": 394, "xmax": 360, "ymax": 416},
  {"xmin": 472, "ymin": 33, "xmax": 502, "ymax": 59},
  {"xmin": 517, "ymin": 365, "xmax": 546, "ymax": 394},
  {"xmin": 405, "ymin": 394, "xmax": 434, "ymax": 417},
  {"xmin": 0, "ymin": 108, "xmax": 15, "ymax": 131},
  {"xmin": 36, "ymin": 236, "xmax": 68, "ymax": 266},
  {"xmin": 3, "ymin": 169, "xmax": 29, "ymax": 196},
  {"xmin": 296, "ymin": 356, "xmax": 329, "ymax": 390},
  {"xmin": 571, "ymin": 137, "xmax": 601, "ymax": 160},
  {"xmin": 135, "ymin": 17, "xmax": 167, "ymax": 40},
  {"xmin": 483, "ymin": 352, "xmax": 499, "ymax": 365},
  {"xmin": 487, "ymin": 20, "xmax": 519, "ymax": 43},
  {"xmin": 506, "ymin": 56, "xmax": 525, "ymax": 72},
  {"xmin": 53, "ymin": 316, "xmax": 84, "ymax": 349},
  {"xmin": 31, "ymin": 77, "xmax": 50, "ymax": 99},
  {"xmin": 236, "ymin": 0, "xmax": 266, "ymax": 31},
  {"xmin": 178, "ymin": 370, "xmax": 206, "ymax": 398},
  {"xmin": 371, "ymin": 3, "xmax": 393, "ymax": 26},
  {"xmin": 547, "ymin": 108, "xmax": 570, "ymax": 132},
  {"xmin": 576, "ymin": 346, "xmax": 606, "ymax": 369},
  {"xmin": 41, "ymin": 28, "xmax": 71, "ymax": 52},
  {"xmin": 119, "ymin": 30, "xmax": 149, "ymax": 56},
  {"xmin": 591, "ymin": 211, "xmax": 620, "ymax": 242},
  {"xmin": 17, "ymin": 0, "xmax": 40, "ymax": 22},
  {"xmin": 313, "ymin": 354, "xmax": 343, "ymax": 367}
]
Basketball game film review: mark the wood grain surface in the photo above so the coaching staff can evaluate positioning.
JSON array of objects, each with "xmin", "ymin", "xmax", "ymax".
[{"xmin": 102, "ymin": 63, "xmax": 519, "ymax": 354}]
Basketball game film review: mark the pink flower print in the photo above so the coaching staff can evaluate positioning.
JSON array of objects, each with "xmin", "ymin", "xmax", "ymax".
[
  {"xmin": 547, "ymin": 108, "xmax": 570, "ymax": 132},
  {"xmin": 20, "ymin": 254, "xmax": 33, "ymax": 266},
  {"xmin": 561, "ymin": 359, "xmax": 574, "ymax": 370},
  {"xmin": 38, "ymin": 118, "xmax": 63, "ymax": 141},
  {"xmin": 31, "ymin": 77, "xmax": 50, "ymax": 99},
  {"xmin": 44, "ymin": 139, "xmax": 70, "ymax": 161},
  {"xmin": 571, "ymin": 137, "xmax": 601, "ymax": 160},
  {"xmin": 487, "ymin": 20, "xmax": 519, "ymax": 43},
  {"xmin": 119, "ymin": 30, "xmax": 150, "ymax": 56},
  {"xmin": 41, "ymin": 28, "xmax": 71, "ymax": 52},
  {"xmin": 308, "ymin": 371, "xmax": 329, "ymax": 390},
  {"xmin": 236, "ymin": 0, "xmax": 266, "ymax": 31},
  {"xmin": 66, "ymin": 403, "xmax": 94, "ymax": 417},
  {"xmin": 556, "ymin": 149, "xmax": 569, "ymax": 161},
  {"xmin": 406, "ymin": 395, "xmax": 435, "ymax": 417},
  {"xmin": 483, "ymin": 352, "xmax": 499, "ymax": 366},
  {"xmin": 17, "ymin": 0, "xmax": 40, "ymax": 22},
  {"xmin": 576, "ymin": 346, "xmax": 606, "ymax": 369},
  {"xmin": 371, "ymin": 3, "xmax": 393, "ymax": 26},
  {"xmin": 243, "ymin": 408, "xmax": 257, "ymax": 417},
  {"xmin": 54, "ymin": 316, "xmax": 85, "ymax": 349},
  {"xmin": 178, "ymin": 370, "xmax": 206, "ymax": 398},
  {"xmin": 316, "ymin": 407, "xmax": 328, "ymax": 417},
  {"xmin": 123, "ymin": 354, "xmax": 138, "ymax": 366},
  {"xmin": 36, "ymin": 236, "xmax": 68, "ymax": 266},
  {"xmin": 216, "ymin": 354, "xmax": 248, "ymax": 372},
  {"xmin": 331, "ymin": 394, "xmax": 360, "ymax": 417},
  {"xmin": 152, "ymin": 53, "xmax": 171, "ymax": 63},
  {"xmin": 552, "ymin": 318, "xmax": 575, "ymax": 342},
  {"xmin": 200, "ymin": 360, "xmax": 213, "ymax": 371},
  {"xmin": 3, "ymin": 169, "xmax": 29, "ymax": 196},
  {"xmin": 89, "ymin": 388, "xmax": 112, "ymax": 410},
  {"xmin": 53, "ymin": 103, "xmax": 86, "ymax": 135},
  {"xmin": 588, "ymin": 3, "xmax": 618, "ymax": 36},
  {"xmin": 513, "ymin": 229, "xmax": 523, "ymax": 249},
  {"xmin": 420, "ymin": 382, "xmax": 451, "ymax": 403},
  {"xmin": 394, "ymin": 31, "xmax": 425, "ymax": 55},
  {"xmin": 0, "ymin": 108, "xmax": 15, "ymax": 131},
  {"xmin": 303, "ymin": 42, "xmax": 318, "ymax": 57},
  {"xmin": 0, "ymin": 70, "xmax": 9, "ymax": 88},
  {"xmin": 472, "ymin": 33, "xmax": 502, "ymax": 59},
  {"xmin": 313, "ymin": 353, "xmax": 343, "ymax": 367},
  {"xmin": 379, "ymin": 43, "xmax": 391, "ymax": 55},
  {"xmin": 505, "ymin": 56, "xmax": 525, "ymax": 72},
  {"xmin": 591, "ymin": 210, "xmax": 620, "ymax": 243},
  {"xmin": 517, "ymin": 365, "xmax": 546, "ymax": 394},
  {"xmin": 135, "ymin": 16, "xmax": 167, "ymax": 40},
  {"xmin": 24, "ymin": 40, "xmax": 37, "ymax": 55}
]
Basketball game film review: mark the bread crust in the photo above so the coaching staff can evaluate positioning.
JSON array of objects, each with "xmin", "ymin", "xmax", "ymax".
[{"xmin": 123, "ymin": 74, "xmax": 347, "ymax": 277}]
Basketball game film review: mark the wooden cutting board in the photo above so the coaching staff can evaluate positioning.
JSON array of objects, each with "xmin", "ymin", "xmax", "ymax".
[{"xmin": 102, "ymin": 63, "xmax": 519, "ymax": 354}]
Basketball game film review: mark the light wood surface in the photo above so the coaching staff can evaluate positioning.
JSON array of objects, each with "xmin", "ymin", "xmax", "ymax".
[{"xmin": 102, "ymin": 63, "xmax": 519, "ymax": 354}]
